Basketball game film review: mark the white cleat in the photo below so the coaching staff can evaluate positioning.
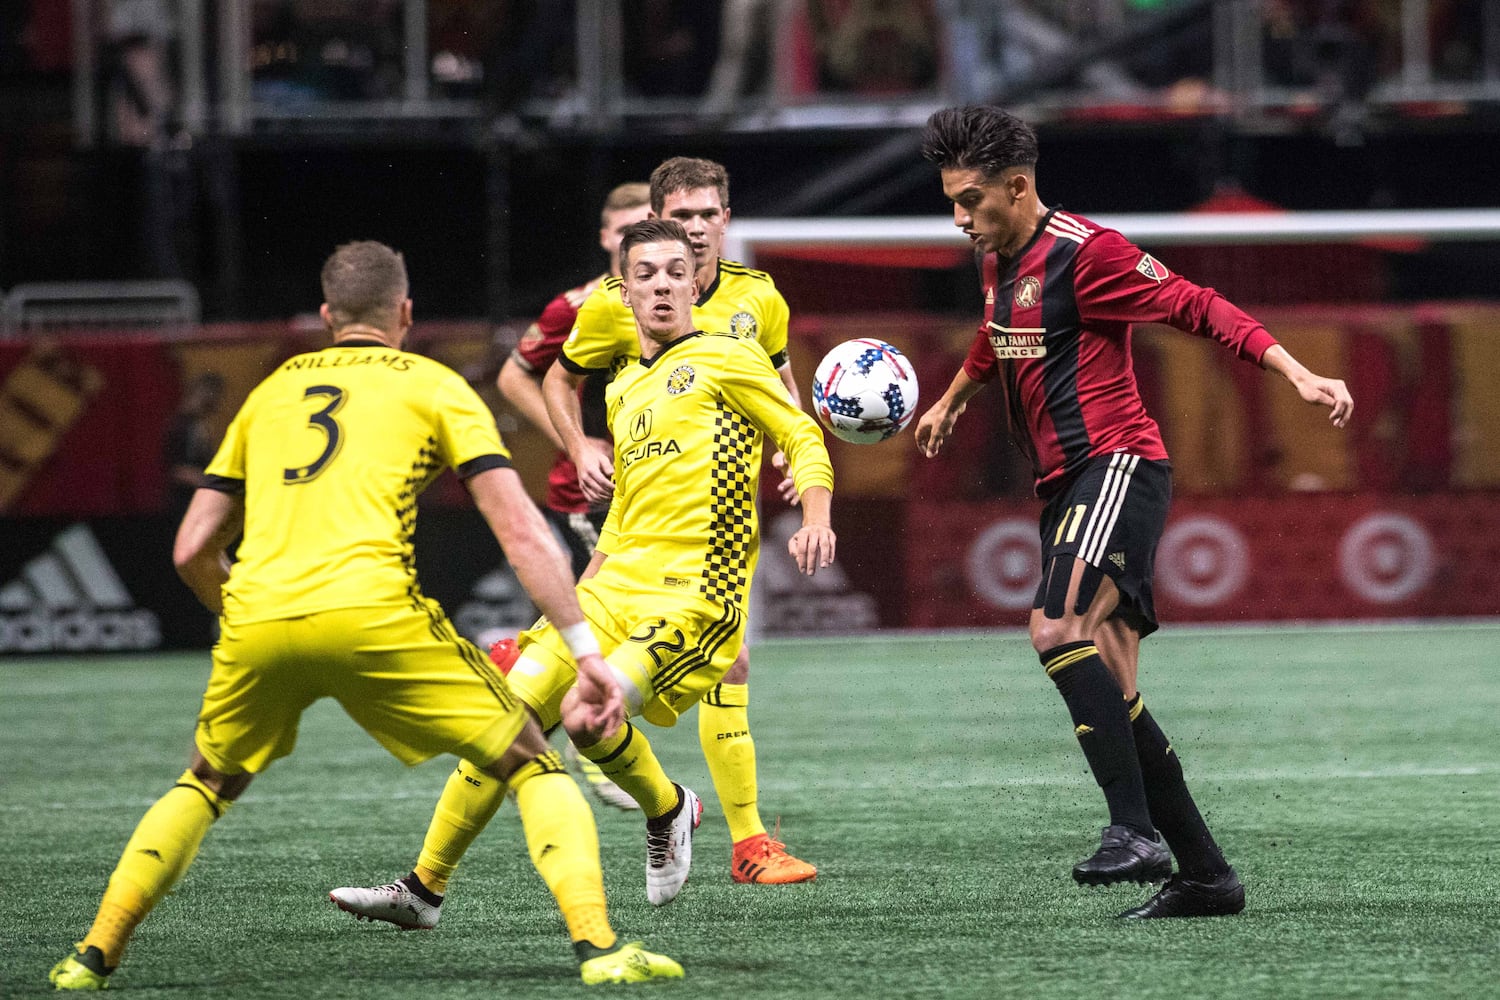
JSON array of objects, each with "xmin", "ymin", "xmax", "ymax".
[
  {"xmin": 329, "ymin": 879, "xmax": 441, "ymax": 930},
  {"xmin": 645, "ymin": 785, "xmax": 702, "ymax": 906}
]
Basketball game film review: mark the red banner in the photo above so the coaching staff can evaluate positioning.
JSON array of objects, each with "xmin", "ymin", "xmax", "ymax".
[{"xmin": 903, "ymin": 492, "xmax": 1500, "ymax": 627}]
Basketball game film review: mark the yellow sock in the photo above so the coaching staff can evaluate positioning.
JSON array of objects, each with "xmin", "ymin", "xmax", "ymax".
[
  {"xmin": 575, "ymin": 722, "xmax": 678, "ymax": 818},
  {"xmin": 511, "ymin": 751, "xmax": 616, "ymax": 951},
  {"xmin": 414, "ymin": 759, "xmax": 507, "ymax": 895},
  {"xmin": 700, "ymin": 684, "xmax": 764, "ymax": 842},
  {"xmin": 82, "ymin": 769, "xmax": 231, "ymax": 968}
]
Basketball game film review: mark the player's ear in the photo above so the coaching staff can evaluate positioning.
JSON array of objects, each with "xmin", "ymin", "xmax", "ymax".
[
  {"xmin": 721, "ymin": 205, "xmax": 732, "ymax": 226},
  {"xmin": 319, "ymin": 303, "xmax": 334, "ymax": 331}
]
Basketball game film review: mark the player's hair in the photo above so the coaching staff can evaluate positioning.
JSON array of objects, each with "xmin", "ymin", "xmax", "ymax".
[
  {"xmin": 321, "ymin": 241, "xmax": 409, "ymax": 332},
  {"xmin": 920, "ymin": 106, "xmax": 1039, "ymax": 178},
  {"xmin": 618, "ymin": 218, "xmax": 693, "ymax": 274},
  {"xmin": 601, "ymin": 182, "xmax": 650, "ymax": 227},
  {"xmin": 649, "ymin": 157, "xmax": 729, "ymax": 214}
]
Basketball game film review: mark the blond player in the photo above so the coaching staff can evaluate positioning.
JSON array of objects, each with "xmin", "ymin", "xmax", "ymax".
[{"xmin": 330, "ymin": 219, "xmax": 833, "ymax": 920}]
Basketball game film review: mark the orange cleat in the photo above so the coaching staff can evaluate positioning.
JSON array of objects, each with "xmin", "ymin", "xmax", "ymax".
[
  {"xmin": 731, "ymin": 830, "xmax": 817, "ymax": 885},
  {"xmin": 488, "ymin": 637, "xmax": 519, "ymax": 675}
]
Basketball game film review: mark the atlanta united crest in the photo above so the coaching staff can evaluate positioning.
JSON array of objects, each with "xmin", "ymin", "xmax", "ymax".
[
  {"xmin": 729, "ymin": 311, "xmax": 757, "ymax": 338},
  {"xmin": 666, "ymin": 365, "xmax": 696, "ymax": 395},
  {"xmin": 1014, "ymin": 275, "xmax": 1041, "ymax": 308}
]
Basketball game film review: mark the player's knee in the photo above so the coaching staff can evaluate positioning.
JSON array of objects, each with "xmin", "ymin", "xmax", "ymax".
[
  {"xmin": 559, "ymin": 687, "xmax": 621, "ymax": 748},
  {"xmin": 1029, "ymin": 616, "xmax": 1088, "ymax": 657},
  {"xmin": 721, "ymin": 645, "xmax": 750, "ymax": 684},
  {"xmin": 188, "ymin": 750, "xmax": 253, "ymax": 801}
]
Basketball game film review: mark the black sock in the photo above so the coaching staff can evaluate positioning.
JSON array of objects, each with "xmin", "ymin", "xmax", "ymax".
[
  {"xmin": 1129, "ymin": 694, "xmax": 1230, "ymax": 878},
  {"xmin": 400, "ymin": 872, "xmax": 445, "ymax": 906},
  {"xmin": 1040, "ymin": 642, "xmax": 1153, "ymax": 838}
]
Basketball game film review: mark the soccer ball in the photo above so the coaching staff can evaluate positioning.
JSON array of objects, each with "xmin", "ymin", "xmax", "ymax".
[{"xmin": 811, "ymin": 339, "xmax": 920, "ymax": 444}]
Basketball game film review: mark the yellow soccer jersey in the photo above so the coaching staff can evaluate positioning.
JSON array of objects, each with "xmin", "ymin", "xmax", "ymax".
[
  {"xmin": 204, "ymin": 342, "xmax": 511, "ymax": 623},
  {"xmin": 559, "ymin": 258, "xmax": 790, "ymax": 377},
  {"xmin": 596, "ymin": 331, "xmax": 832, "ymax": 608}
]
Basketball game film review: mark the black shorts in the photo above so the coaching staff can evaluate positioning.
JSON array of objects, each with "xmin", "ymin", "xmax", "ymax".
[
  {"xmin": 1035, "ymin": 453, "xmax": 1172, "ymax": 638},
  {"xmin": 544, "ymin": 505, "xmax": 609, "ymax": 580}
]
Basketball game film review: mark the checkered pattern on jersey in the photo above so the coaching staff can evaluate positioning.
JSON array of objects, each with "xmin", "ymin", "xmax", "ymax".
[{"xmin": 701, "ymin": 404, "xmax": 758, "ymax": 603}]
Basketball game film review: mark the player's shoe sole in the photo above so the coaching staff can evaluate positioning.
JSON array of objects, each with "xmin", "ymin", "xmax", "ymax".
[
  {"xmin": 579, "ymin": 941, "xmax": 685, "ymax": 984},
  {"xmin": 1073, "ymin": 825, "xmax": 1173, "ymax": 886},
  {"xmin": 1119, "ymin": 869, "xmax": 1246, "ymax": 918}
]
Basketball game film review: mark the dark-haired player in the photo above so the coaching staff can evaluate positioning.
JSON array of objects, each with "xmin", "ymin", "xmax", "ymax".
[{"xmin": 915, "ymin": 106, "xmax": 1353, "ymax": 919}]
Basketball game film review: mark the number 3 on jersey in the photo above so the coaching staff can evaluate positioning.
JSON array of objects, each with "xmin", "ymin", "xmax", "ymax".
[{"xmin": 284, "ymin": 385, "xmax": 346, "ymax": 484}]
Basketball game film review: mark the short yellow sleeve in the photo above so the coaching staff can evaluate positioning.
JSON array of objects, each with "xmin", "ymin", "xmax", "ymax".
[{"xmin": 433, "ymin": 373, "xmax": 511, "ymax": 474}]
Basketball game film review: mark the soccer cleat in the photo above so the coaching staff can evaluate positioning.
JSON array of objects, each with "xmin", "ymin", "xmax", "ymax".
[
  {"xmin": 564, "ymin": 741, "xmax": 641, "ymax": 811},
  {"xmin": 579, "ymin": 941, "xmax": 685, "ymax": 984},
  {"xmin": 1119, "ymin": 869, "xmax": 1246, "ymax": 919},
  {"xmin": 329, "ymin": 877, "xmax": 442, "ymax": 930},
  {"xmin": 644, "ymin": 784, "xmax": 702, "ymax": 906},
  {"xmin": 731, "ymin": 830, "xmax": 817, "ymax": 884},
  {"xmin": 49, "ymin": 945, "xmax": 112, "ymax": 991},
  {"xmin": 488, "ymin": 637, "xmax": 520, "ymax": 675},
  {"xmin": 1072, "ymin": 824, "xmax": 1173, "ymax": 886}
]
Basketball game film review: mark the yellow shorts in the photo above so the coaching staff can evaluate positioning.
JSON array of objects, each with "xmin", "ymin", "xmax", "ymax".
[
  {"xmin": 507, "ymin": 574, "xmax": 746, "ymax": 730},
  {"xmin": 195, "ymin": 601, "xmax": 527, "ymax": 775}
]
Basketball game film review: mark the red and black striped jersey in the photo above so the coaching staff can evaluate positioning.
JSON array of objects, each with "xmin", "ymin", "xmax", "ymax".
[
  {"xmin": 509, "ymin": 275, "xmax": 608, "ymax": 514},
  {"xmin": 961, "ymin": 209, "xmax": 1278, "ymax": 497}
]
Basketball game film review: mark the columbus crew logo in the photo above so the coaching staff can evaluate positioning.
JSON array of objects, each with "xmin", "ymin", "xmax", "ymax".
[
  {"xmin": 728, "ymin": 312, "xmax": 757, "ymax": 338},
  {"xmin": 666, "ymin": 365, "xmax": 696, "ymax": 395},
  {"xmin": 1014, "ymin": 276, "xmax": 1041, "ymax": 308}
]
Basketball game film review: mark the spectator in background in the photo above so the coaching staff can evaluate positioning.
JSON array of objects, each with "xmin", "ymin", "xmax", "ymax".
[
  {"xmin": 808, "ymin": 0, "xmax": 940, "ymax": 94},
  {"xmin": 105, "ymin": 0, "xmax": 177, "ymax": 146},
  {"xmin": 163, "ymin": 371, "xmax": 224, "ymax": 520},
  {"xmin": 623, "ymin": 0, "xmax": 721, "ymax": 97}
]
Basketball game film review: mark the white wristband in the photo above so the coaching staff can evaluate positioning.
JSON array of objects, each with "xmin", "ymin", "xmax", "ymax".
[{"xmin": 559, "ymin": 621, "xmax": 602, "ymax": 661}]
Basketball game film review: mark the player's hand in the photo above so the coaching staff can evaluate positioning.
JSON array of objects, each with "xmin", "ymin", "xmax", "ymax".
[
  {"xmin": 1294, "ymin": 373, "xmax": 1354, "ymax": 428},
  {"xmin": 771, "ymin": 450, "xmax": 799, "ymax": 505},
  {"xmin": 571, "ymin": 652, "xmax": 624, "ymax": 734},
  {"xmin": 788, "ymin": 523, "xmax": 835, "ymax": 576},
  {"xmin": 574, "ymin": 441, "xmax": 615, "ymax": 505},
  {"xmin": 915, "ymin": 400, "xmax": 965, "ymax": 458}
]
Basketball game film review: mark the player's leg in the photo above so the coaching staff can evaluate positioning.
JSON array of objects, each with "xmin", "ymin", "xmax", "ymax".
[
  {"xmin": 1030, "ymin": 454, "xmax": 1169, "ymax": 887},
  {"xmin": 546, "ymin": 507, "xmax": 640, "ymax": 811},
  {"xmin": 478, "ymin": 720, "xmax": 681, "ymax": 982},
  {"xmin": 53, "ymin": 616, "xmax": 298, "ymax": 989},
  {"xmin": 1097, "ymin": 619, "xmax": 1245, "ymax": 918},
  {"xmin": 51, "ymin": 752, "xmax": 250, "ymax": 991},
  {"xmin": 562, "ymin": 685, "xmax": 703, "ymax": 907},
  {"xmin": 700, "ymin": 647, "xmax": 817, "ymax": 884}
]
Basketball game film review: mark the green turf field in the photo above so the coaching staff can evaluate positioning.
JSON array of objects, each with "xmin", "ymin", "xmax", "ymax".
[{"xmin": 4, "ymin": 624, "xmax": 1498, "ymax": 998}]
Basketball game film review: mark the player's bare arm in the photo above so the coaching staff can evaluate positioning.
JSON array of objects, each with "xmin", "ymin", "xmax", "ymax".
[
  {"xmin": 542, "ymin": 360, "xmax": 614, "ymax": 503},
  {"xmin": 769, "ymin": 362, "xmax": 803, "ymax": 504},
  {"xmin": 1260, "ymin": 344, "xmax": 1354, "ymax": 428},
  {"xmin": 786, "ymin": 485, "xmax": 835, "ymax": 575},
  {"xmin": 498, "ymin": 355, "xmax": 569, "ymax": 452},
  {"xmin": 915, "ymin": 369, "xmax": 986, "ymax": 458},
  {"xmin": 172, "ymin": 488, "xmax": 244, "ymax": 614}
]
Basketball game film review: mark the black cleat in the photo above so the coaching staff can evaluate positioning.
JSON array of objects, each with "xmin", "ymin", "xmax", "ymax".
[
  {"xmin": 1072, "ymin": 824, "xmax": 1173, "ymax": 886},
  {"xmin": 1118, "ymin": 869, "xmax": 1246, "ymax": 919}
]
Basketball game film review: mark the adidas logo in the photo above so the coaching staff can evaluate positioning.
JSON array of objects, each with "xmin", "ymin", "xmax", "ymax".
[
  {"xmin": 1108, "ymin": 551, "xmax": 1126, "ymax": 570},
  {"xmin": 0, "ymin": 524, "xmax": 161, "ymax": 652}
]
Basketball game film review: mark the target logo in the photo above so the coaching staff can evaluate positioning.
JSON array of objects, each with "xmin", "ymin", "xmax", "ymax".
[
  {"xmin": 965, "ymin": 518, "xmax": 1041, "ymax": 610},
  {"xmin": 1337, "ymin": 513, "xmax": 1436, "ymax": 603},
  {"xmin": 1156, "ymin": 516, "xmax": 1250, "ymax": 607}
]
